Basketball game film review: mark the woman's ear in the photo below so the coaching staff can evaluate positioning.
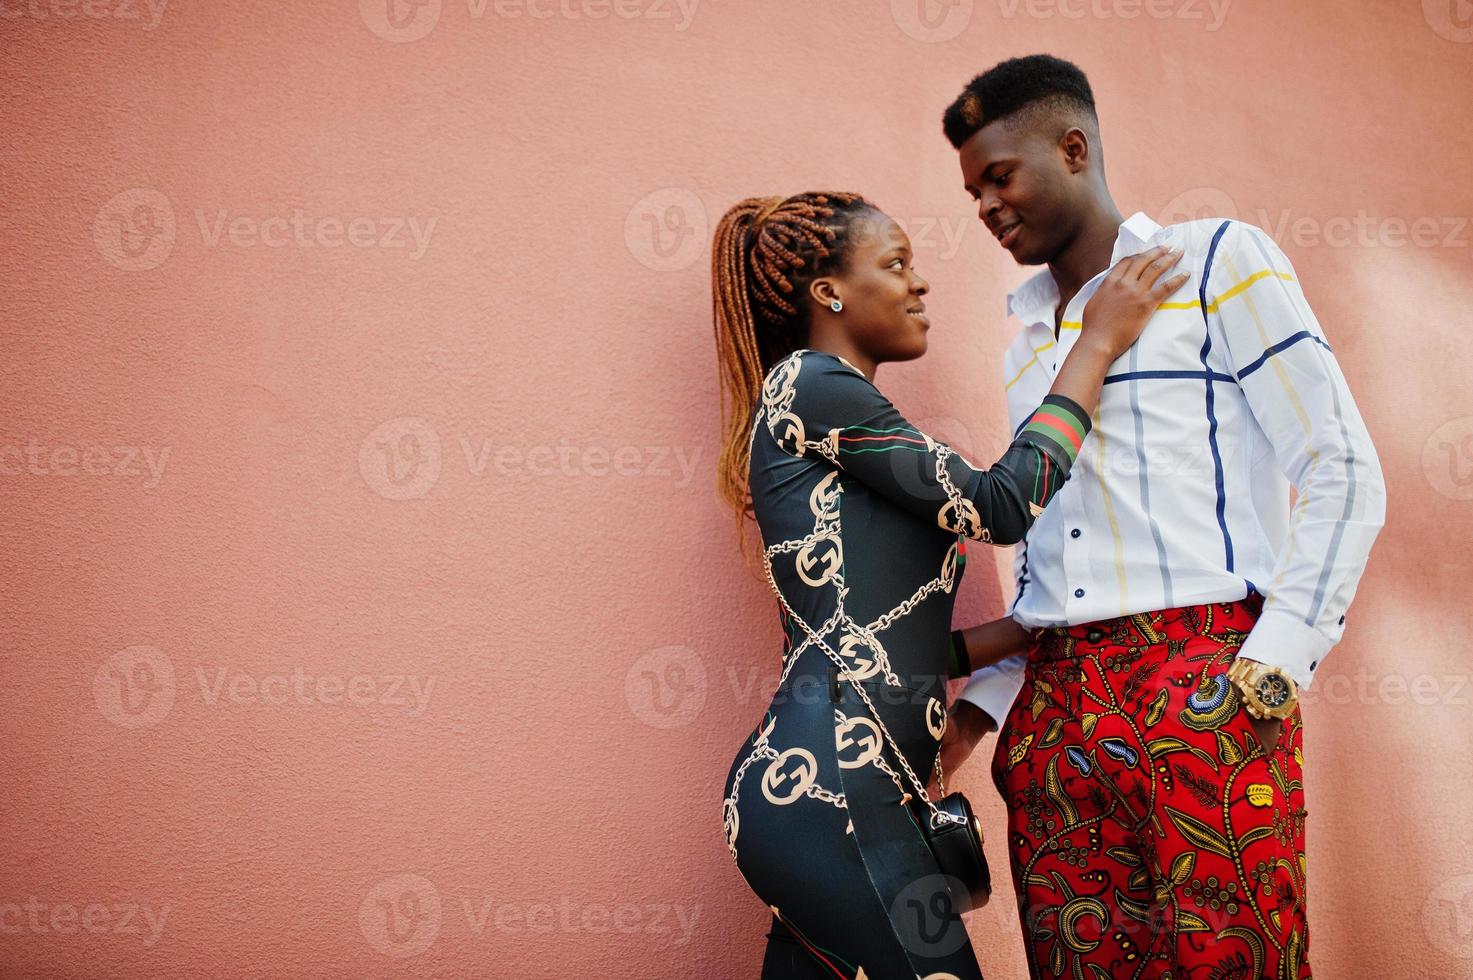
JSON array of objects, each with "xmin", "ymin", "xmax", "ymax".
[{"xmin": 810, "ymin": 277, "xmax": 840, "ymax": 310}]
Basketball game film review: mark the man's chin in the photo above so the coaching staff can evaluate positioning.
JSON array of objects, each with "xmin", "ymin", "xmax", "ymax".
[
  {"xmin": 1008, "ymin": 245, "xmax": 1049, "ymax": 266},
  {"xmin": 999, "ymin": 228, "xmax": 1052, "ymax": 266}
]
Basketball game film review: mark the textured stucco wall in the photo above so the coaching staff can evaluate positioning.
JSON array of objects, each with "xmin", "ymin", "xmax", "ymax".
[{"xmin": 1, "ymin": 1, "xmax": 1471, "ymax": 976}]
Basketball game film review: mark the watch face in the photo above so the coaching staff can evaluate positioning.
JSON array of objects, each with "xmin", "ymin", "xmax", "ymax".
[{"xmin": 1256, "ymin": 674, "xmax": 1291, "ymax": 709}]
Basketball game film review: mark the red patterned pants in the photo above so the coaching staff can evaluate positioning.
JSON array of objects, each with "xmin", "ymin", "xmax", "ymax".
[{"xmin": 990, "ymin": 596, "xmax": 1311, "ymax": 979}]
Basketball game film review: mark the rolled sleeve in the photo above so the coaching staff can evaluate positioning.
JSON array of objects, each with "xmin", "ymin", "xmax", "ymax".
[{"xmin": 956, "ymin": 653, "xmax": 1028, "ymax": 733}]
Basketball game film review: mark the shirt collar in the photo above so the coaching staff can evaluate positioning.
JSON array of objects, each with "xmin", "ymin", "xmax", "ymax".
[{"xmin": 1005, "ymin": 210, "xmax": 1163, "ymax": 326}]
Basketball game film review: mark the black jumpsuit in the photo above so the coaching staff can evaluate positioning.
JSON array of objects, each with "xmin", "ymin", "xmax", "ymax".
[{"xmin": 719, "ymin": 348, "xmax": 1091, "ymax": 979}]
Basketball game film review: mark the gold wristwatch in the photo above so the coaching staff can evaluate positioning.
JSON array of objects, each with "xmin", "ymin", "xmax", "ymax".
[{"xmin": 1225, "ymin": 658, "xmax": 1299, "ymax": 720}]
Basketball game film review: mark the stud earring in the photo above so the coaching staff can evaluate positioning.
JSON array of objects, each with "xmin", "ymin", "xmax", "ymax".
[{"xmin": 830, "ymin": 299, "xmax": 843, "ymax": 313}]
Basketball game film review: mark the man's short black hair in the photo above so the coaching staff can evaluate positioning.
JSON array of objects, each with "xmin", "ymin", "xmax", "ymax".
[{"xmin": 942, "ymin": 54, "xmax": 1097, "ymax": 150}]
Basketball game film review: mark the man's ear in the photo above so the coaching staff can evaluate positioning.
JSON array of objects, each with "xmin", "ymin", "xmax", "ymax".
[{"xmin": 1060, "ymin": 127, "xmax": 1091, "ymax": 175}]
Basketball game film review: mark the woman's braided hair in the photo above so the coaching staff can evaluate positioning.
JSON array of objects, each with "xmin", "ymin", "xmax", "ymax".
[{"xmin": 711, "ymin": 191, "xmax": 877, "ymax": 566}]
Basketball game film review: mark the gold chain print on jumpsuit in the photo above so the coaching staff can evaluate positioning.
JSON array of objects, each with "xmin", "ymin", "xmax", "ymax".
[{"xmin": 719, "ymin": 349, "xmax": 1093, "ymax": 979}]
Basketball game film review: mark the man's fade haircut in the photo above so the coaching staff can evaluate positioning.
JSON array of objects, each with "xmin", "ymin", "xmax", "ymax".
[{"xmin": 942, "ymin": 54, "xmax": 1098, "ymax": 151}]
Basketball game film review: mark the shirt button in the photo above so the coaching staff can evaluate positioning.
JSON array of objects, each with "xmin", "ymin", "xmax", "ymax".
[
  {"xmin": 1074, "ymin": 588, "xmax": 1085, "ymax": 598},
  {"xmin": 1338, "ymin": 615, "xmax": 1346, "ymax": 625},
  {"xmin": 1310, "ymin": 661, "xmax": 1318, "ymax": 670},
  {"xmin": 1071, "ymin": 528, "xmax": 1082, "ymax": 538}
]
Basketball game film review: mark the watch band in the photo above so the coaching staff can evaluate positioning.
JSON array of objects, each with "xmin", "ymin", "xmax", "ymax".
[{"xmin": 1228, "ymin": 658, "xmax": 1299, "ymax": 721}]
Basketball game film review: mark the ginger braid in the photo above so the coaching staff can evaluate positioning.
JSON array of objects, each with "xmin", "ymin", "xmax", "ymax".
[{"xmin": 711, "ymin": 191, "xmax": 876, "ymax": 568}]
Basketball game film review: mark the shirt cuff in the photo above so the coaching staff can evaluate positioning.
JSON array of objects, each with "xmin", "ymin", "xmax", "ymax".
[
  {"xmin": 955, "ymin": 653, "xmax": 1029, "ymax": 733},
  {"xmin": 1014, "ymin": 393, "xmax": 1092, "ymax": 476},
  {"xmin": 1235, "ymin": 607, "xmax": 1336, "ymax": 691}
]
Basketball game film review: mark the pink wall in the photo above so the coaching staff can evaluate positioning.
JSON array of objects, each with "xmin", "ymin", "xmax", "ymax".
[{"xmin": 2, "ymin": 1, "xmax": 1470, "ymax": 976}]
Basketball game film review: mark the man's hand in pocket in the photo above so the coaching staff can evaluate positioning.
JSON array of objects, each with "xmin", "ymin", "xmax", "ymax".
[{"xmin": 1246, "ymin": 714, "xmax": 1282, "ymax": 754}]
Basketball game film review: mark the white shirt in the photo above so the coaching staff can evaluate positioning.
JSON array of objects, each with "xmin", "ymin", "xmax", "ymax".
[{"xmin": 957, "ymin": 211, "xmax": 1387, "ymax": 729}]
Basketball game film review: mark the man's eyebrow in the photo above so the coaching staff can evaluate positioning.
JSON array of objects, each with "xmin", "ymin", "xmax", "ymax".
[
  {"xmin": 979, "ymin": 157, "xmax": 1016, "ymax": 179},
  {"xmin": 965, "ymin": 157, "xmax": 1016, "ymax": 195}
]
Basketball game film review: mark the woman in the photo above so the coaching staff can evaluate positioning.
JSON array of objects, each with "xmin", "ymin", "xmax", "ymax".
[{"xmin": 714, "ymin": 191, "xmax": 1186, "ymax": 979}]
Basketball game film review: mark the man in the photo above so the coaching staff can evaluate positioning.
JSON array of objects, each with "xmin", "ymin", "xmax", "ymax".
[{"xmin": 937, "ymin": 55, "xmax": 1385, "ymax": 978}]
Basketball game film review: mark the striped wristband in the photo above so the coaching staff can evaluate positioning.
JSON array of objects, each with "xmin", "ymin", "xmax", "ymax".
[
  {"xmin": 948, "ymin": 628, "xmax": 971, "ymax": 679},
  {"xmin": 1017, "ymin": 393, "xmax": 1092, "ymax": 472}
]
